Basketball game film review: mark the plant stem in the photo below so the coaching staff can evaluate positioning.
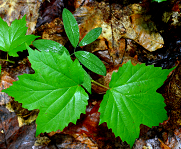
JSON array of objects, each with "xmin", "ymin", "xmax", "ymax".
[
  {"xmin": 7, "ymin": 53, "xmax": 9, "ymax": 61},
  {"xmin": 0, "ymin": 53, "xmax": 15, "ymax": 63},
  {"xmin": 91, "ymin": 80, "xmax": 110, "ymax": 90},
  {"xmin": 70, "ymin": 46, "xmax": 77, "ymax": 57},
  {"xmin": 74, "ymin": 46, "xmax": 77, "ymax": 53},
  {"xmin": 0, "ymin": 58, "xmax": 15, "ymax": 63},
  {"xmin": 6, "ymin": 53, "xmax": 15, "ymax": 63}
]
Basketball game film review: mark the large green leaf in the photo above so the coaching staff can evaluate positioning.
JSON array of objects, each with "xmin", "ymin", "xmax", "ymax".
[
  {"xmin": 79, "ymin": 28, "xmax": 102, "ymax": 47},
  {"xmin": 33, "ymin": 39, "xmax": 70, "ymax": 56},
  {"xmin": 32, "ymin": 39, "xmax": 91, "ymax": 93},
  {"xmin": 2, "ymin": 49, "xmax": 89, "ymax": 136},
  {"xmin": 99, "ymin": 61, "xmax": 174, "ymax": 147},
  {"xmin": 62, "ymin": 8, "xmax": 79, "ymax": 48},
  {"xmin": 0, "ymin": 15, "xmax": 39, "ymax": 57},
  {"xmin": 75, "ymin": 51, "xmax": 106, "ymax": 76}
]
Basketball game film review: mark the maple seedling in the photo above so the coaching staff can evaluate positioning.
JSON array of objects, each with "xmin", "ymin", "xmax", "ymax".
[
  {"xmin": 2, "ymin": 8, "xmax": 175, "ymax": 148},
  {"xmin": 0, "ymin": 15, "xmax": 39, "ymax": 63}
]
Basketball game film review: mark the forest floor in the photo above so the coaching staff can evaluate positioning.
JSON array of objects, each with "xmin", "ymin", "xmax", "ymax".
[{"xmin": 0, "ymin": 0, "xmax": 181, "ymax": 148}]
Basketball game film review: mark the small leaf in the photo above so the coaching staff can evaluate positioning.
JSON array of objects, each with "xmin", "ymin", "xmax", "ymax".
[
  {"xmin": 3, "ymin": 49, "xmax": 89, "ymax": 136},
  {"xmin": 99, "ymin": 60, "xmax": 174, "ymax": 147},
  {"xmin": 75, "ymin": 51, "xmax": 106, "ymax": 76},
  {"xmin": 62, "ymin": 8, "xmax": 79, "ymax": 48},
  {"xmin": 79, "ymin": 28, "xmax": 102, "ymax": 46},
  {"xmin": 33, "ymin": 39, "xmax": 70, "ymax": 56},
  {"xmin": 0, "ymin": 15, "xmax": 39, "ymax": 57}
]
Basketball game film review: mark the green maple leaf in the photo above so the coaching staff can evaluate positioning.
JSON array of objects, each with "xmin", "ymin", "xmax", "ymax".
[
  {"xmin": 2, "ymin": 49, "xmax": 89, "ymax": 136},
  {"xmin": 99, "ymin": 61, "xmax": 174, "ymax": 147},
  {"xmin": 0, "ymin": 15, "xmax": 39, "ymax": 57}
]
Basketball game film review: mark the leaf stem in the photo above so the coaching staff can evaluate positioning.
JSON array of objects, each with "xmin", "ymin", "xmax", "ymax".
[
  {"xmin": 7, "ymin": 53, "xmax": 15, "ymax": 63},
  {"xmin": 70, "ymin": 46, "xmax": 78, "ymax": 57},
  {"xmin": 7, "ymin": 53, "xmax": 9, "ymax": 61},
  {"xmin": 91, "ymin": 80, "xmax": 110, "ymax": 90},
  {"xmin": 74, "ymin": 46, "xmax": 77, "ymax": 53},
  {"xmin": 0, "ymin": 53, "xmax": 15, "ymax": 63},
  {"xmin": 0, "ymin": 58, "xmax": 15, "ymax": 63}
]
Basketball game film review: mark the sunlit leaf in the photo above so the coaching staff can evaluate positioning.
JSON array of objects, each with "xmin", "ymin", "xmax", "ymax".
[
  {"xmin": 3, "ymin": 48, "xmax": 89, "ymax": 136},
  {"xmin": 75, "ymin": 51, "xmax": 106, "ymax": 76},
  {"xmin": 33, "ymin": 39, "xmax": 69, "ymax": 56},
  {"xmin": 62, "ymin": 8, "xmax": 79, "ymax": 48},
  {"xmin": 99, "ymin": 60, "xmax": 174, "ymax": 147},
  {"xmin": 79, "ymin": 28, "xmax": 102, "ymax": 46}
]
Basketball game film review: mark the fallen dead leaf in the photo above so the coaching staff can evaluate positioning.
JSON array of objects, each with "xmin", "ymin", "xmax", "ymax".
[
  {"xmin": 77, "ymin": 1, "xmax": 164, "ymax": 65},
  {"xmin": 0, "ymin": 106, "xmax": 36, "ymax": 148},
  {"xmin": 158, "ymin": 138, "xmax": 171, "ymax": 149}
]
